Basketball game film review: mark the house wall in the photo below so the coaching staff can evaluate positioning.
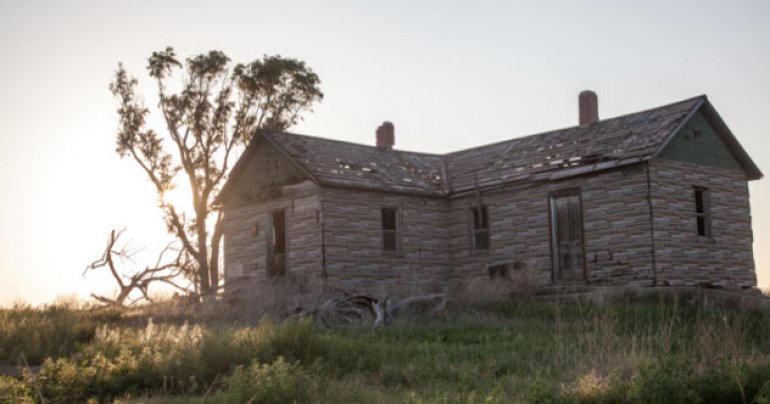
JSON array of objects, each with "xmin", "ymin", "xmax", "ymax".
[
  {"xmin": 223, "ymin": 180, "xmax": 324, "ymax": 303},
  {"xmin": 649, "ymin": 158, "xmax": 755, "ymax": 286},
  {"xmin": 320, "ymin": 187, "xmax": 451, "ymax": 297},
  {"xmin": 447, "ymin": 163, "xmax": 655, "ymax": 290},
  {"xmin": 221, "ymin": 156, "xmax": 758, "ymax": 305}
]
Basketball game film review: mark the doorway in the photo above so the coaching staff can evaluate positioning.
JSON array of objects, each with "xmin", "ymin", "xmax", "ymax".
[
  {"xmin": 267, "ymin": 209, "xmax": 286, "ymax": 276},
  {"xmin": 549, "ymin": 192, "xmax": 585, "ymax": 282}
]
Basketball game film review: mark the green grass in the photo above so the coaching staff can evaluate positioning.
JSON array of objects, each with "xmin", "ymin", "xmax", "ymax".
[{"xmin": 2, "ymin": 293, "xmax": 770, "ymax": 402}]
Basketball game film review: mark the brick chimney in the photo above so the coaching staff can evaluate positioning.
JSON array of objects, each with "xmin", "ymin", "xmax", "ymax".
[
  {"xmin": 376, "ymin": 121, "xmax": 394, "ymax": 149},
  {"xmin": 579, "ymin": 90, "xmax": 599, "ymax": 126}
]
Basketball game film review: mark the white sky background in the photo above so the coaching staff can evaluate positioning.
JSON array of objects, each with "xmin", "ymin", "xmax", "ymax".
[{"xmin": 1, "ymin": 0, "xmax": 769, "ymax": 306}]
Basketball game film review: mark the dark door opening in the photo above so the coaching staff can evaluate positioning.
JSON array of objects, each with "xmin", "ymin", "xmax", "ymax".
[
  {"xmin": 550, "ymin": 193, "xmax": 585, "ymax": 282},
  {"xmin": 267, "ymin": 209, "xmax": 286, "ymax": 276}
]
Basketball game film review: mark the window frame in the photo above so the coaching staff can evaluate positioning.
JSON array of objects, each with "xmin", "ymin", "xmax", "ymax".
[
  {"xmin": 381, "ymin": 206, "xmax": 401, "ymax": 253},
  {"xmin": 469, "ymin": 205, "xmax": 490, "ymax": 252},
  {"xmin": 693, "ymin": 186, "xmax": 712, "ymax": 238}
]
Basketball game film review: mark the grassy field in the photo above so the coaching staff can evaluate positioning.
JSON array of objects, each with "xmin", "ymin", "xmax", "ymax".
[{"xmin": 2, "ymin": 292, "xmax": 770, "ymax": 403}]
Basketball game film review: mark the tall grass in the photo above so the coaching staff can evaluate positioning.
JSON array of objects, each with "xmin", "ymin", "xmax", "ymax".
[
  {"xmin": 1, "ymin": 292, "xmax": 770, "ymax": 402},
  {"xmin": 0, "ymin": 300, "xmax": 121, "ymax": 364}
]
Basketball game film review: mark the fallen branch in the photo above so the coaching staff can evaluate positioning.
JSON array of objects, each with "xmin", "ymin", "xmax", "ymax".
[{"xmin": 315, "ymin": 293, "xmax": 446, "ymax": 328}]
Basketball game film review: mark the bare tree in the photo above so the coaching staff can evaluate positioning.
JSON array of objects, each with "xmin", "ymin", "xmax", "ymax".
[
  {"xmin": 84, "ymin": 229, "xmax": 194, "ymax": 307},
  {"xmin": 109, "ymin": 47, "xmax": 323, "ymax": 298}
]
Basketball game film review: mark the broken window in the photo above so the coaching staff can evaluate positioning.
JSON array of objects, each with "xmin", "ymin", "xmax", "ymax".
[
  {"xmin": 694, "ymin": 187, "xmax": 711, "ymax": 238},
  {"xmin": 549, "ymin": 191, "xmax": 585, "ymax": 282},
  {"xmin": 381, "ymin": 207, "xmax": 400, "ymax": 252},
  {"xmin": 470, "ymin": 205, "xmax": 490, "ymax": 251},
  {"xmin": 267, "ymin": 209, "xmax": 286, "ymax": 276}
]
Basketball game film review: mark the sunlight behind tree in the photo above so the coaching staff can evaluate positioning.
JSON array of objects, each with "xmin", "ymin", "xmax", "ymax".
[{"xmin": 108, "ymin": 47, "xmax": 323, "ymax": 300}]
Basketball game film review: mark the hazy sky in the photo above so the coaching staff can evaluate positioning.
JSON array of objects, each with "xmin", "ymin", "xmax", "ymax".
[{"xmin": 1, "ymin": 0, "xmax": 769, "ymax": 306}]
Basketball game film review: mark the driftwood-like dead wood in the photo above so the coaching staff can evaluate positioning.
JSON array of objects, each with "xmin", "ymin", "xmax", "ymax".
[
  {"xmin": 315, "ymin": 293, "xmax": 446, "ymax": 328},
  {"xmin": 84, "ymin": 229, "xmax": 194, "ymax": 307}
]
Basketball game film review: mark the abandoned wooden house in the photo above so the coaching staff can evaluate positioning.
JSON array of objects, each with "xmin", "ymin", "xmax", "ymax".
[{"xmin": 217, "ymin": 91, "xmax": 762, "ymax": 301}]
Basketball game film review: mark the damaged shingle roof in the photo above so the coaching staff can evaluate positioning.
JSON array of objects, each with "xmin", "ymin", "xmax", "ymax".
[
  {"xmin": 227, "ymin": 95, "xmax": 760, "ymax": 200},
  {"xmin": 262, "ymin": 131, "xmax": 446, "ymax": 195},
  {"xmin": 444, "ymin": 96, "xmax": 704, "ymax": 193}
]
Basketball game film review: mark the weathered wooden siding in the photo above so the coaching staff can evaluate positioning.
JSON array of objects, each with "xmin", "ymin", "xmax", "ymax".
[
  {"xmin": 320, "ymin": 187, "xmax": 450, "ymax": 297},
  {"xmin": 649, "ymin": 158, "xmax": 755, "ymax": 286},
  {"xmin": 447, "ymin": 164, "xmax": 655, "ymax": 289},
  {"xmin": 221, "ymin": 159, "xmax": 757, "ymax": 303},
  {"xmin": 223, "ymin": 180, "xmax": 324, "ymax": 300},
  {"xmin": 659, "ymin": 111, "xmax": 743, "ymax": 172},
  {"xmin": 220, "ymin": 135, "xmax": 308, "ymax": 208}
]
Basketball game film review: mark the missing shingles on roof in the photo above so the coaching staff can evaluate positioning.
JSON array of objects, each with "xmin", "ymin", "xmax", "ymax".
[{"xmin": 338, "ymin": 161, "xmax": 378, "ymax": 174}]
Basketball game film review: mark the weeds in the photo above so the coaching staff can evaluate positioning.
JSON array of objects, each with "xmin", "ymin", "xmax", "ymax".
[{"xmin": 1, "ymin": 293, "xmax": 769, "ymax": 402}]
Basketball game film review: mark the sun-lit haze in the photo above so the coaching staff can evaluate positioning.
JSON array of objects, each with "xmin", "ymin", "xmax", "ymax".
[{"xmin": 1, "ymin": 1, "xmax": 769, "ymax": 306}]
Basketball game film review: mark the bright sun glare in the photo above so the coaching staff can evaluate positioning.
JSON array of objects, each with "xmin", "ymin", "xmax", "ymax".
[{"xmin": 161, "ymin": 181, "xmax": 193, "ymax": 212}]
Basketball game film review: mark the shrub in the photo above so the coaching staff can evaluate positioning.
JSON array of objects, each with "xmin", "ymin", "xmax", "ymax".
[
  {"xmin": 0, "ymin": 375, "xmax": 31, "ymax": 402},
  {"xmin": 225, "ymin": 357, "xmax": 313, "ymax": 403}
]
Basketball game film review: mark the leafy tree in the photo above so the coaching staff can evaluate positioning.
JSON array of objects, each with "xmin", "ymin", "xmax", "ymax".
[{"xmin": 109, "ymin": 47, "xmax": 323, "ymax": 298}]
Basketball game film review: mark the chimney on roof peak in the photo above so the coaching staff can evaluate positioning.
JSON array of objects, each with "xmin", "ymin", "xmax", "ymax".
[
  {"xmin": 579, "ymin": 90, "xmax": 599, "ymax": 126},
  {"xmin": 376, "ymin": 121, "xmax": 394, "ymax": 149}
]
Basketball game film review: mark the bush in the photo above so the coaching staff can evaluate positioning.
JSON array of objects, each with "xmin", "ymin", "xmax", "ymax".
[
  {"xmin": 0, "ymin": 375, "xmax": 31, "ymax": 402},
  {"xmin": 225, "ymin": 357, "xmax": 313, "ymax": 403}
]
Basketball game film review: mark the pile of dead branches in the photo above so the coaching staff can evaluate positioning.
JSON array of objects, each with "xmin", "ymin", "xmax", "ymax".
[{"xmin": 314, "ymin": 293, "xmax": 446, "ymax": 327}]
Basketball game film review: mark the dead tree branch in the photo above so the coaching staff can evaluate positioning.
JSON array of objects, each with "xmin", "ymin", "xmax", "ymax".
[{"xmin": 84, "ymin": 228, "xmax": 194, "ymax": 307}]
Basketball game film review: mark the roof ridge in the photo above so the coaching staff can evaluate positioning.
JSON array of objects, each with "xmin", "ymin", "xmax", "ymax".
[
  {"xmin": 264, "ymin": 94, "xmax": 706, "ymax": 161},
  {"xmin": 263, "ymin": 130, "xmax": 444, "ymax": 158}
]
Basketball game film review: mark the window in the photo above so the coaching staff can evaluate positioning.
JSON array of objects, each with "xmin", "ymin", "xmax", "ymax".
[
  {"xmin": 694, "ymin": 187, "xmax": 711, "ymax": 237},
  {"xmin": 381, "ymin": 207, "xmax": 400, "ymax": 252},
  {"xmin": 267, "ymin": 209, "xmax": 286, "ymax": 276},
  {"xmin": 470, "ymin": 205, "xmax": 489, "ymax": 251}
]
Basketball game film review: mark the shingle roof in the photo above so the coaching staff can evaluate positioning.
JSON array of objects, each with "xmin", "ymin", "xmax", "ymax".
[
  {"xmin": 261, "ymin": 131, "xmax": 446, "ymax": 196},
  {"xmin": 443, "ymin": 96, "xmax": 705, "ymax": 193},
  {"xmin": 222, "ymin": 94, "xmax": 761, "ymax": 202}
]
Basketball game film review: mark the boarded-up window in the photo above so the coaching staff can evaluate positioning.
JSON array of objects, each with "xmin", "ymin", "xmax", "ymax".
[
  {"xmin": 382, "ymin": 207, "xmax": 399, "ymax": 252},
  {"xmin": 549, "ymin": 192, "xmax": 584, "ymax": 281},
  {"xmin": 470, "ymin": 205, "xmax": 489, "ymax": 251},
  {"xmin": 267, "ymin": 209, "xmax": 286, "ymax": 276},
  {"xmin": 694, "ymin": 187, "xmax": 711, "ymax": 237}
]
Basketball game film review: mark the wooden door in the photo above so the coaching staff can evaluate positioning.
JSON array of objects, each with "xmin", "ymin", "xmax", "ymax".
[{"xmin": 550, "ymin": 193, "xmax": 585, "ymax": 282}]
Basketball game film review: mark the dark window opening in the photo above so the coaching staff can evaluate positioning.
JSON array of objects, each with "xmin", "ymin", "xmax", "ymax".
[
  {"xmin": 382, "ymin": 207, "xmax": 399, "ymax": 252},
  {"xmin": 694, "ymin": 187, "xmax": 711, "ymax": 237},
  {"xmin": 488, "ymin": 263, "xmax": 509, "ymax": 279},
  {"xmin": 267, "ymin": 209, "xmax": 286, "ymax": 276},
  {"xmin": 470, "ymin": 205, "xmax": 490, "ymax": 251}
]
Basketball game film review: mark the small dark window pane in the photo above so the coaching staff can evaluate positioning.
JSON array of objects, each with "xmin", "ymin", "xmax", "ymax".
[
  {"xmin": 382, "ymin": 207, "xmax": 399, "ymax": 252},
  {"xmin": 694, "ymin": 187, "xmax": 711, "ymax": 237},
  {"xmin": 471, "ymin": 206, "xmax": 490, "ymax": 251},
  {"xmin": 695, "ymin": 189, "xmax": 704, "ymax": 213},
  {"xmin": 382, "ymin": 208, "xmax": 397, "ymax": 230}
]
